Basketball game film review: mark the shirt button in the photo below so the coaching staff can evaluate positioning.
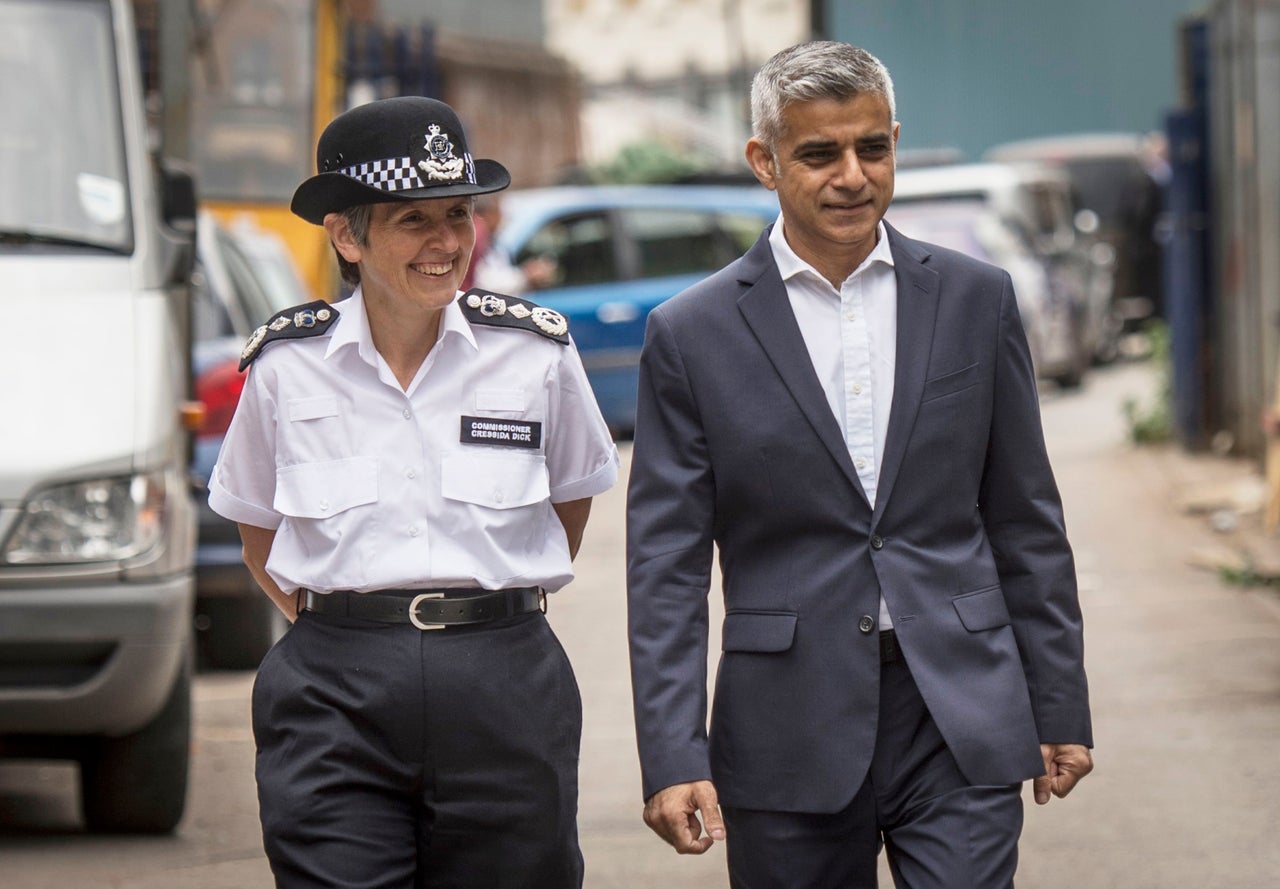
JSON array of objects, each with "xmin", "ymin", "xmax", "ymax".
[
  {"xmin": 408, "ymin": 525, "xmax": 420, "ymax": 537},
  {"xmin": 870, "ymin": 534, "xmax": 884, "ymax": 550},
  {"xmin": 855, "ymin": 457, "xmax": 867, "ymax": 470},
  {"xmin": 858, "ymin": 615, "xmax": 875, "ymax": 633},
  {"xmin": 851, "ymin": 383, "xmax": 863, "ymax": 395},
  {"xmin": 406, "ymin": 468, "xmax": 416, "ymax": 480},
  {"xmin": 402, "ymin": 408, "xmax": 412, "ymax": 419},
  {"xmin": 493, "ymin": 490, "xmax": 505, "ymax": 504},
  {"xmin": 318, "ymin": 499, "xmax": 330, "ymax": 512},
  {"xmin": 845, "ymin": 311, "xmax": 857, "ymax": 321}
]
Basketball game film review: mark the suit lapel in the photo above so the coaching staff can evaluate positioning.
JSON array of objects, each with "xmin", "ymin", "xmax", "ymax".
[
  {"xmin": 874, "ymin": 225, "xmax": 940, "ymax": 522},
  {"xmin": 735, "ymin": 232, "xmax": 870, "ymax": 507}
]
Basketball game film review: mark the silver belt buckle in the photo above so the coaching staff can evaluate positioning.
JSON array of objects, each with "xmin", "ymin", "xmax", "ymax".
[{"xmin": 409, "ymin": 592, "xmax": 446, "ymax": 631}]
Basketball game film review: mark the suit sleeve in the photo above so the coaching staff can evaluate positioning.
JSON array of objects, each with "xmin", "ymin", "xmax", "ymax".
[
  {"xmin": 626, "ymin": 306, "xmax": 718, "ymax": 801},
  {"xmin": 979, "ymin": 272, "xmax": 1093, "ymax": 747}
]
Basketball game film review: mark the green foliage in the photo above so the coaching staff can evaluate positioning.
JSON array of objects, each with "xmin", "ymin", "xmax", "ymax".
[
  {"xmin": 1123, "ymin": 320, "xmax": 1174, "ymax": 444},
  {"xmin": 592, "ymin": 141, "xmax": 707, "ymax": 185},
  {"xmin": 1217, "ymin": 562, "xmax": 1280, "ymax": 589}
]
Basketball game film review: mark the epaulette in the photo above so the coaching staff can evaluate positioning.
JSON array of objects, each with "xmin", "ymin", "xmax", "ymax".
[
  {"xmin": 238, "ymin": 300, "xmax": 339, "ymax": 371},
  {"xmin": 458, "ymin": 289, "xmax": 569, "ymax": 345}
]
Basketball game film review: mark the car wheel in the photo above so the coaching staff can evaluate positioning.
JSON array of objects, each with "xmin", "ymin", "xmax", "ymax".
[
  {"xmin": 80, "ymin": 657, "xmax": 190, "ymax": 834},
  {"xmin": 197, "ymin": 595, "xmax": 284, "ymax": 671}
]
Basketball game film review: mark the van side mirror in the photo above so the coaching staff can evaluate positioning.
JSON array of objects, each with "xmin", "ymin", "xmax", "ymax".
[{"xmin": 160, "ymin": 159, "xmax": 198, "ymax": 238}]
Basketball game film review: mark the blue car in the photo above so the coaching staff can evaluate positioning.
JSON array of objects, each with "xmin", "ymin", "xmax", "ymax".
[{"xmin": 489, "ymin": 184, "xmax": 780, "ymax": 436}]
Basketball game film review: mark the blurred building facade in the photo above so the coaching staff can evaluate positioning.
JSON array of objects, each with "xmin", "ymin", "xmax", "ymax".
[
  {"xmin": 544, "ymin": 0, "xmax": 810, "ymax": 169},
  {"xmin": 821, "ymin": 0, "xmax": 1206, "ymax": 160},
  {"xmin": 344, "ymin": 0, "xmax": 579, "ymax": 189}
]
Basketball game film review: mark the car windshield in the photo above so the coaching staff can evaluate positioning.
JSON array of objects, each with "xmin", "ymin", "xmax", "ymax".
[
  {"xmin": 0, "ymin": 0, "xmax": 132, "ymax": 251},
  {"xmin": 886, "ymin": 199, "xmax": 994, "ymax": 261}
]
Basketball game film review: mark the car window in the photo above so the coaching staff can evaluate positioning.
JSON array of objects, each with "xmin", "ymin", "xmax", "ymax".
[
  {"xmin": 1024, "ymin": 184, "xmax": 1076, "ymax": 252},
  {"xmin": 216, "ymin": 226, "xmax": 283, "ymax": 329},
  {"xmin": 516, "ymin": 212, "xmax": 618, "ymax": 287},
  {"xmin": 621, "ymin": 208, "xmax": 729, "ymax": 279},
  {"xmin": 191, "ymin": 261, "xmax": 235, "ymax": 343},
  {"xmin": 885, "ymin": 199, "xmax": 992, "ymax": 262},
  {"xmin": 718, "ymin": 210, "xmax": 772, "ymax": 254}
]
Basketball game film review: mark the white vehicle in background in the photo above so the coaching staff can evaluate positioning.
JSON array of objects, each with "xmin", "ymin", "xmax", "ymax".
[
  {"xmin": 0, "ymin": 0, "xmax": 197, "ymax": 832},
  {"xmin": 892, "ymin": 161, "xmax": 1121, "ymax": 387},
  {"xmin": 885, "ymin": 197, "xmax": 1077, "ymax": 386}
]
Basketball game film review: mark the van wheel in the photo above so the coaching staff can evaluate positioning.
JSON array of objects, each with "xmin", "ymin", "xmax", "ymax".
[
  {"xmin": 80, "ymin": 659, "xmax": 190, "ymax": 834},
  {"xmin": 198, "ymin": 595, "xmax": 282, "ymax": 670}
]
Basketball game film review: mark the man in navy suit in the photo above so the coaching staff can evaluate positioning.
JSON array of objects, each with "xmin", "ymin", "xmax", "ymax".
[{"xmin": 626, "ymin": 41, "xmax": 1093, "ymax": 887}]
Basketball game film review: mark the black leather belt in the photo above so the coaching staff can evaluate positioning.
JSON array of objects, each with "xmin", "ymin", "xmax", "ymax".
[
  {"xmin": 299, "ymin": 587, "xmax": 545, "ymax": 630},
  {"xmin": 880, "ymin": 630, "xmax": 903, "ymax": 665}
]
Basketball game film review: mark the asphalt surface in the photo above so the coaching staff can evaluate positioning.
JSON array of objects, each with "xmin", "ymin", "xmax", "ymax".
[{"xmin": 3, "ymin": 357, "xmax": 1280, "ymax": 887}]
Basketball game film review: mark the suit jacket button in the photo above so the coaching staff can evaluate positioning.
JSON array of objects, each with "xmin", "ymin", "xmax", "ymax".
[
  {"xmin": 870, "ymin": 534, "xmax": 884, "ymax": 550},
  {"xmin": 858, "ymin": 615, "xmax": 875, "ymax": 633}
]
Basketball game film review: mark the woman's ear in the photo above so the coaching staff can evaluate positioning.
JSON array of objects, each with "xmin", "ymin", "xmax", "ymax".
[{"xmin": 323, "ymin": 212, "xmax": 363, "ymax": 264}]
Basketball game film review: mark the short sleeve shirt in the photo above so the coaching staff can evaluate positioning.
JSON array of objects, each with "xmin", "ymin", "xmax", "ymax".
[{"xmin": 208, "ymin": 289, "xmax": 620, "ymax": 595}]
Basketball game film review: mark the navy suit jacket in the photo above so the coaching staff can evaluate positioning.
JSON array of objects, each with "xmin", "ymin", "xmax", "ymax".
[{"xmin": 626, "ymin": 223, "xmax": 1092, "ymax": 814}]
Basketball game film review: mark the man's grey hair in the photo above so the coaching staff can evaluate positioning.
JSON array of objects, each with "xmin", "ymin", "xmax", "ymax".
[{"xmin": 750, "ymin": 41, "xmax": 897, "ymax": 151}]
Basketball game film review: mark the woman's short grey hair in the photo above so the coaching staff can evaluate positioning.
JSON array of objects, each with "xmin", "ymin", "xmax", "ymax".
[
  {"xmin": 751, "ymin": 41, "xmax": 896, "ymax": 151},
  {"xmin": 333, "ymin": 204, "xmax": 371, "ymax": 287}
]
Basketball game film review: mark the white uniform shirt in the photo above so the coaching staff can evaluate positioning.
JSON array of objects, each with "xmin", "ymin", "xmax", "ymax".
[
  {"xmin": 769, "ymin": 217, "xmax": 898, "ymax": 629},
  {"xmin": 208, "ymin": 289, "xmax": 620, "ymax": 595}
]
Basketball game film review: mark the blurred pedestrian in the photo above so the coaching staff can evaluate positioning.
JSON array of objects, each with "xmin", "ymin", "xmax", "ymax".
[
  {"xmin": 626, "ymin": 41, "xmax": 1093, "ymax": 887},
  {"xmin": 470, "ymin": 193, "xmax": 559, "ymax": 294},
  {"xmin": 208, "ymin": 96, "xmax": 619, "ymax": 888}
]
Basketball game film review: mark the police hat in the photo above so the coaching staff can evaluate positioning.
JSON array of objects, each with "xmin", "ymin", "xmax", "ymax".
[{"xmin": 290, "ymin": 96, "xmax": 511, "ymax": 225}]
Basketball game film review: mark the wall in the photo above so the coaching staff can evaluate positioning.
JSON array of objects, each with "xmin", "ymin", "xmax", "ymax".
[{"xmin": 825, "ymin": 0, "xmax": 1205, "ymax": 159}]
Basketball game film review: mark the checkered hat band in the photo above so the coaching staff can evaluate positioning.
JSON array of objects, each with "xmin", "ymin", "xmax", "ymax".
[{"xmin": 339, "ymin": 154, "xmax": 477, "ymax": 192}]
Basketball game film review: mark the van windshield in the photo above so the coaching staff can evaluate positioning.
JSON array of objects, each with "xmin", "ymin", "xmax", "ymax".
[{"xmin": 0, "ymin": 0, "xmax": 132, "ymax": 252}]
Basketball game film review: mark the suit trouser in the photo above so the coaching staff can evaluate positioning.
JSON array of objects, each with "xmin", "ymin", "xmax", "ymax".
[
  {"xmin": 721, "ymin": 655, "xmax": 1023, "ymax": 889},
  {"xmin": 251, "ymin": 607, "xmax": 584, "ymax": 889}
]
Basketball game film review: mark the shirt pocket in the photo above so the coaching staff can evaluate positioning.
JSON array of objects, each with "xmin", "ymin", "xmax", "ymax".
[
  {"xmin": 441, "ymin": 451, "xmax": 550, "ymax": 510},
  {"xmin": 274, "ymin": 456, "xmax": 378, "ymax": 519},
  {"xmin": 281, "ymin": 394, "xmax": 351, "ymax": 462},
  {"xmin": 474, "ymin": 388, "xmax": 527, "ymax": 413},
  {"xmin": 439, "ymin": 451, "xmax": 551, "ymax": 582}
]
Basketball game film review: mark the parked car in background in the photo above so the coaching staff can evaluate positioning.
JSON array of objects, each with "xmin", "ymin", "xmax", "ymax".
[
  {"xmin": 489, "ymin": 184, "xmax": 780, "ymax": 436},
  {"xmin": 884, "ymin": 198, "xmax": 1076, "ymax": 386},
  {"xmin": 892, "ymin": 162, "xmax": 1121, "ymax": 384},
  {"xmin": 190, "ymin": 212, "xmax": 309, "ymax": 669},
  {"xmin": 985, "ymin": 132, "xmax": 1165, "ymax": 327}
]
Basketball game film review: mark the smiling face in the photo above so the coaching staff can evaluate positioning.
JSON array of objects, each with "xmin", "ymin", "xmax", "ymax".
[
  {"xmin": 326, "ymin": 196, "xmax": 476, "ymax": 317},
  {"xmin": 746, "ymin": 92, "xmax": 898, "ymax": 285}
]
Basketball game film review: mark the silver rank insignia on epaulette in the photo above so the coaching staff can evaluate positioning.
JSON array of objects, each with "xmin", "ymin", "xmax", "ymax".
[
  {"xmin": 238, "ymin": 300, "xmax": 339, "ymax": 371},
  {"xmin": 461, "ymin": 289, "xmax": 570, "ymax": 344}
]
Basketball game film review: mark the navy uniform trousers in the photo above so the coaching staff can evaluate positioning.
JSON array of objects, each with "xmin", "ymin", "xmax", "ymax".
[
  {"xmin": 252, "ymin": 607, "xmax": 583, "ymax": 889},
  {"xmin": 721, "ymin": 646, "xmax": 1024, "ymax": 889}
]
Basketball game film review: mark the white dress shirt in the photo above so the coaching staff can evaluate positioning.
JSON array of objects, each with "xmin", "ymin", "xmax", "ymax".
[
  {"xmin": 208, "ymin": 288, "xmax": 619, "ymax": 595},
  {"xmin": 769, "ymin": 216, "xmax": 898, "ymax": 630}
]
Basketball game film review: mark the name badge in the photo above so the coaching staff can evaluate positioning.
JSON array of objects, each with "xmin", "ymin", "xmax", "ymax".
[{"xmin": 460, "ymin": 415, "xmax": 543, "ymax": 449}]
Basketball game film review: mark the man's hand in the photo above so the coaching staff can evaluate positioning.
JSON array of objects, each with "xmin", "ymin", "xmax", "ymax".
[
  {"xmin": 1034, "ymin": 743, "xmax": 1093, "ymax": 805},
  {"xmin": 643, "ymin": 780, "xmax": 726, "ymax": 854}
]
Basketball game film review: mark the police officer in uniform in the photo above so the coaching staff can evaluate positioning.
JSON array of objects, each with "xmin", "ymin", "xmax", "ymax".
[{"xmin": 208, "ymin": 96, "xmax": 619, "ymax": 889}]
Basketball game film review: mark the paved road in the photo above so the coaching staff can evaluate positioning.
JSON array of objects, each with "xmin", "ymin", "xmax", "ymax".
[{"xmin": 4, "ymin": 359, "xmax": 1280, "ymax": 887}]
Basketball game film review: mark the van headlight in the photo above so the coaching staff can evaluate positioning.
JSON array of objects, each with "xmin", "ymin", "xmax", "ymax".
[{"xmin": 2, "ymin": 473, "xmax": 166, "ymax": 565}]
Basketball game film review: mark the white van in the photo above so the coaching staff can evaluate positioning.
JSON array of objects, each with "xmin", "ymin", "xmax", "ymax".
[{"xmin": 0, "ymin": 0, "xmax": 197, "ymax": 832}]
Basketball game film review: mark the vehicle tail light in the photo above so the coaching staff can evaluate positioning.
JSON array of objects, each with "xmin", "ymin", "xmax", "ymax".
[{"xmin": 195, "ymin": 358, "xmax": 247, "ymax": 440}]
